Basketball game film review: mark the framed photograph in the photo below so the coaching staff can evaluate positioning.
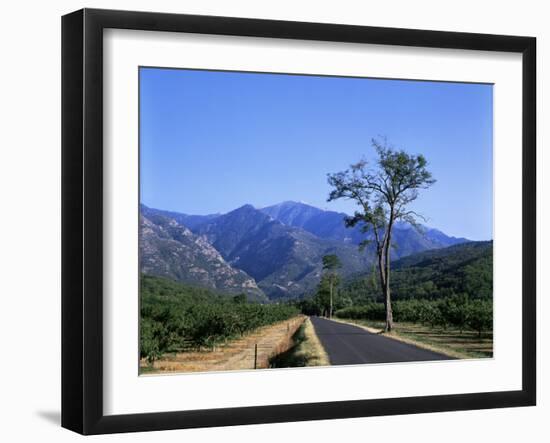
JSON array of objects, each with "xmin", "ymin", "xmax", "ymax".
[{"xmin": 62, "ymin": 8, "xmax": 536, "ymax": 435}]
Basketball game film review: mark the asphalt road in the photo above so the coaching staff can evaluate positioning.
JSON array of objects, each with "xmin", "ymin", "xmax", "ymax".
[{"xmin": 310, "ymin": 316, "xmax": 453, "ymax": 365}]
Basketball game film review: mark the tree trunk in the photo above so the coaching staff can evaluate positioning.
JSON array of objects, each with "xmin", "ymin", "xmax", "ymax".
[
  {"xmin": 384, "ymin": 280, "xmax": 393, "ymax": 332},
  {"xmin": 377, "ymin": 250, "xmax": 386, "ymax": 313},
  {"xmin": 329, "ymin": 279, "xmax": 333, "ymax": 318},
  {"xmin": 384, "ymin": 216, "xmax": 394, "ymax": 332}
]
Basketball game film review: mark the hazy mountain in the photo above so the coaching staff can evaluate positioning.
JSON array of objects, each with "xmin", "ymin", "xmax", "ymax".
[
  {"xmin": 140, "ymin": 207, "xmax": 267, "ymax": 301},
  {"xmin": 192, "ymin": 205, "xmax": 372, "ymax": 300},
  {"xmin": 261, "ymin": 201, "xmax": 468, "ymax": 257}
]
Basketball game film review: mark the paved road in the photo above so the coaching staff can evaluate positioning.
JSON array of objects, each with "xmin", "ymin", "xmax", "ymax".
[{"xmin": 310, "ymin": 316, "xmax": 452, "ymax": 365}]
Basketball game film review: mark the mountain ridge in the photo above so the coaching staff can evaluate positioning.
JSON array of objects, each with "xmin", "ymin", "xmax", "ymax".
[
  {"xmin": 261, "ymin": 201, "xmax": 469, "ymax": 253},
  {"xmin": 140, "ymin": 202, "xmax": 475, "ymax": 301},
  {"xmin": 193, "ymin": 204, "xmax": 371, "ymax": 299},
  {"xmin": 140, "ymin": 206, "xmax": 267, "ymax": 301}
]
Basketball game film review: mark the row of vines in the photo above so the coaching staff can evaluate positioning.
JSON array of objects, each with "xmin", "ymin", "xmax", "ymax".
[
  {"xmin": 140, "ymin": 275, "xmax": 299, "ymax": 364},
  {"xmin": 335, "ymin": 295, "xmax": 492, "ymax": 336}
]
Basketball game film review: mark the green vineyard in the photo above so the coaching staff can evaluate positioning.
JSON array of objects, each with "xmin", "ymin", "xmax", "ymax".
[{"xmin": 140, "ymin": 274, "xmax": 299, "ymax": 364}]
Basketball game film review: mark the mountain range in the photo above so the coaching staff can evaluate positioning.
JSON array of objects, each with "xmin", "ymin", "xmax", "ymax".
[
  {"xmin": 140, "ymin": 201, "xmax": 470, "ymax": 301},
  {"xmin": 261, "ymin": 201, "xmax": 468, "ymax": 255}
]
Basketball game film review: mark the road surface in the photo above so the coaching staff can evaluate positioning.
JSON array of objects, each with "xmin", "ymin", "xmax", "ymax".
[{"xmin": 310, "ymin": 316, "xmax": 453, "ymax": 365}]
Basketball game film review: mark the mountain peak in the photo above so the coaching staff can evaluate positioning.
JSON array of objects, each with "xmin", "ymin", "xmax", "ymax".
[
  {"xmin": 266, "ymin": 200, "xmax": 318, "ymax": 210},
  {"xmin": 261, "ymin": 201, "xmax": 324, "ymax": 228},
  {"xmin": 233, "ymin": 203, "xmax": 256, "ymax": 212},
  {"xmin": 225, "ymin": 204, "xmax": 270, "ymax": 221}
]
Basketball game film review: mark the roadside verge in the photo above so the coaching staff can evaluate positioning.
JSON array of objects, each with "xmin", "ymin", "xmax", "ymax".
[{"xmin": 270, "ymin": 317, "xmax": 330, "ymax": 368}]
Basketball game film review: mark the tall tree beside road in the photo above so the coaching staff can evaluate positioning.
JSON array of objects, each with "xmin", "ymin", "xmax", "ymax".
[
  {"xmin": 322, "ymin": 254, "xmax": 342, "ymax": 318},
  {"xmin": 328, "ymin": 138, "xmax": 436, "ymax": 331}
]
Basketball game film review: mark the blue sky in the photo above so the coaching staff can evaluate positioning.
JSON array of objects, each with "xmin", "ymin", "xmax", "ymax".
[{"xmin": 140, "ymin": 67, "xmax": 493, "ymax": 241}]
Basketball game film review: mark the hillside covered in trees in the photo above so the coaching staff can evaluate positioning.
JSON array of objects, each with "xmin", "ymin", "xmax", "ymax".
[{"xmin": 340, "ymin": 241, "xmax": 493, "ymax": 305}]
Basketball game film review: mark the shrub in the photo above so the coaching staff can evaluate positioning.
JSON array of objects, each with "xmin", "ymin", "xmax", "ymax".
[{"xmin": 334, "ymin": 303, "xmax": 386, "ymax": 321}]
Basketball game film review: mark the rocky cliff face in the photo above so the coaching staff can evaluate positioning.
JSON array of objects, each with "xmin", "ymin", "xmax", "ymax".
[{"xmin": 140, "ymin": 210, "xmax": 267, "ymax": 302}]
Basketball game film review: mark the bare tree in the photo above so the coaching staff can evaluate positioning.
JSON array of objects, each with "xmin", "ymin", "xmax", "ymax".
[{"xmin": 327, "ymin": 138, "xmax": 435, "ymax": 331}]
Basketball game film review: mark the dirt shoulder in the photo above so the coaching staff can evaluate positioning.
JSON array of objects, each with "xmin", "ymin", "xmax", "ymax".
[
  {"xmin": 141, "ymin": 315, "xmax": 306, "ymax": 374},
  {"xmin": 302, "ymin": 317, "xmax": 331, "ymax": 366},
  {"xmin": 271, "ymin": 317, "xmax": 330, "ymax": 368}
]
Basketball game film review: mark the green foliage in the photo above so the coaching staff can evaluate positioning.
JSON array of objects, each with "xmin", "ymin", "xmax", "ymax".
[
  {"xmin": 335, "ymin": 296, "xmax": 492, "ymax": 335},
  {"xmin": 467, "ymin": 299, "xmax": 493, "ymax": 337},
  {"xmin": 140, "ymin": 319, "xmax": 163, "ymax": 365},
  {"xmin": 327, "ymin": 138, "xmax": 436, "ymax": 232},
  {"xmin": 320, "ymin": 254, "xmax": 343, "ymax": 317},
  {"xmin": 232, "ymin": 293, "xmax": 247, "ymax": 304},
  {"xmin": 438, "ymin": 294, "xmax": 470, "ymax": 332},
  {"xmin": 315, "ymin": 275, "xmax": 331, "ymax": 309},
  {"xmin": 322, "ymin": 254, "xmax": 342, "ymax": 271},
  {"xmin": 334, "ymin": 303, "xmax": 386, "ymax": 321},
  {"xmin": 296, "ymin": 298, "xmax": 323, "ymax": 316},
  {"xmin": 308, "ymin": 272, "xmax": 351, "ymax": 316},
  {"xmin": 140, "ymin": 274, "xmax": 299, "ymax": 363}
]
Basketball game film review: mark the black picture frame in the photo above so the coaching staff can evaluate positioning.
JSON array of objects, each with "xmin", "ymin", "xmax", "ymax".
[{"xmin": 62, "ymin": 8, "xmax": 536, "ymax": 435}]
